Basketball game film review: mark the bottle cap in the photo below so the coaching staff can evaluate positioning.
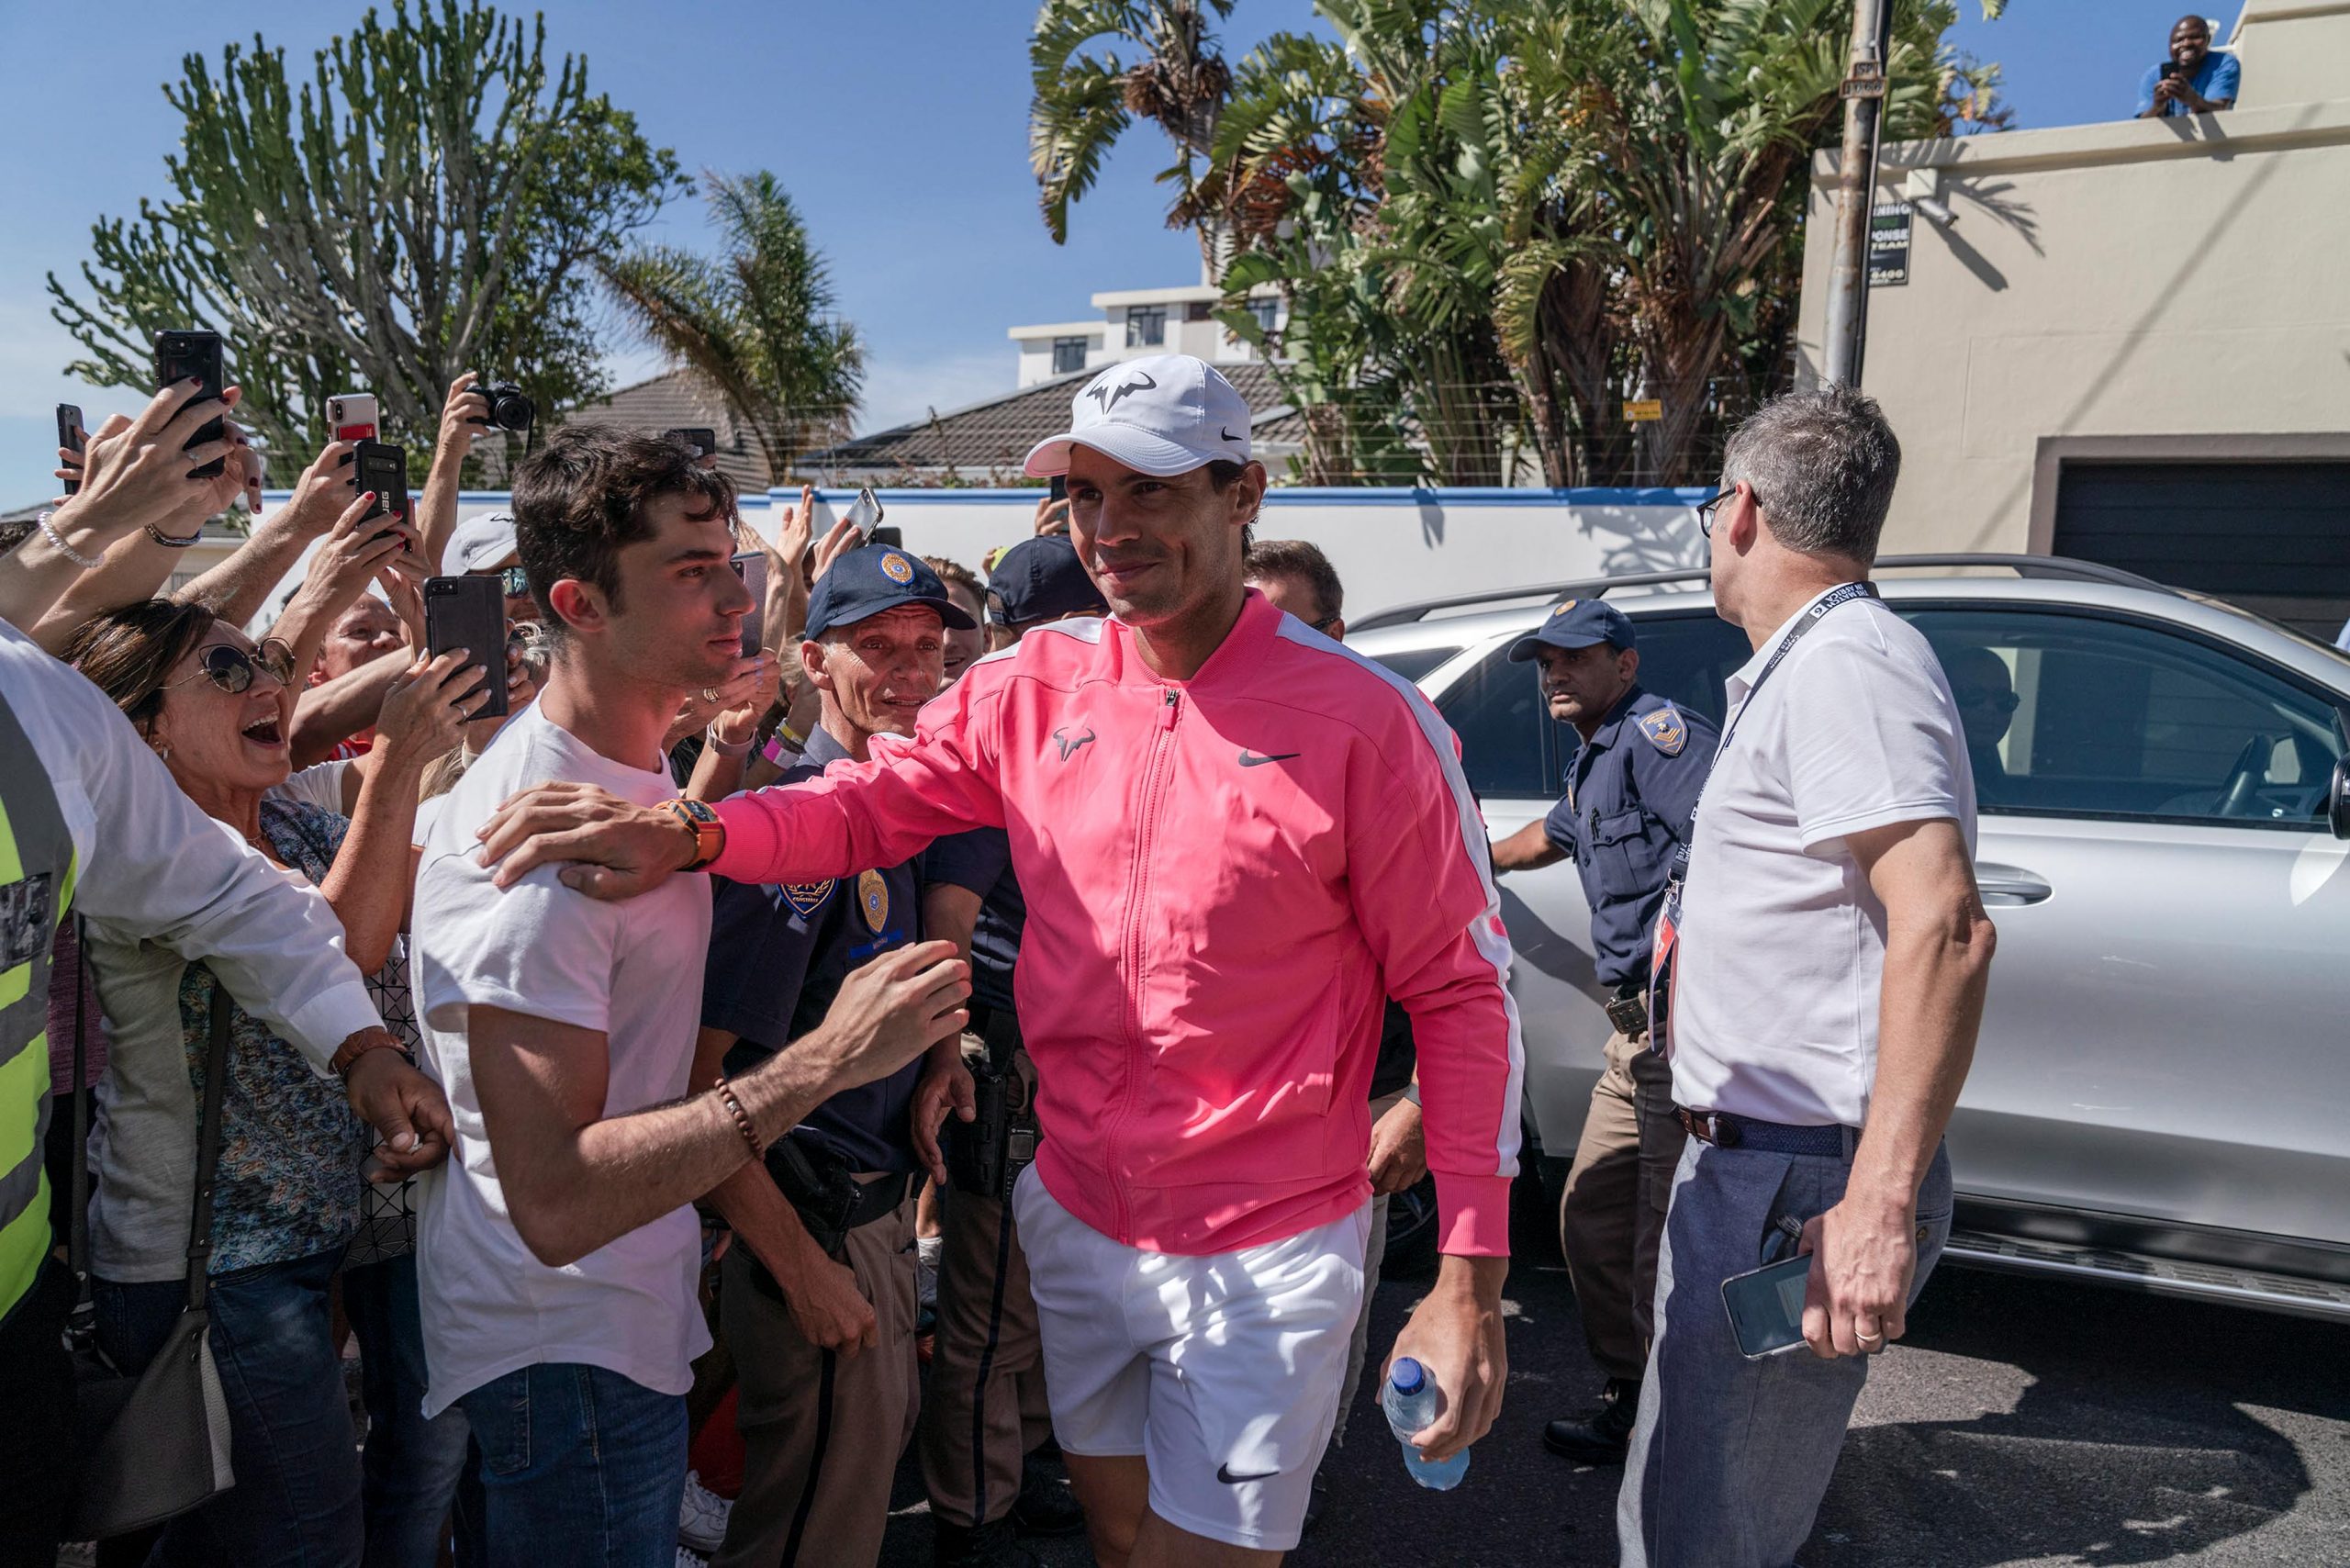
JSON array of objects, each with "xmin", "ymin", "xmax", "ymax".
[{"xmin": 1390, "ymin": 1357, "xmax": 1426, "ymax": 1395}]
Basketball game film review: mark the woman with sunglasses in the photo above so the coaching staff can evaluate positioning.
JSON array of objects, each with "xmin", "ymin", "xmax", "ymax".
[{"xmin": 59, "ymin": 539, "xmax": 486, "ymax": 1566}]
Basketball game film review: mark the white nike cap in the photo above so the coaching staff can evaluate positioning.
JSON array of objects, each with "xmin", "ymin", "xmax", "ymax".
[{"xmin": 1023, "ymin": 353, "xmax": 1254, "ymax": 478}]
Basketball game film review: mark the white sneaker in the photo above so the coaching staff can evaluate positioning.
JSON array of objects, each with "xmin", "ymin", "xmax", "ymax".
[
  {"xmin": 677, "ymin": 1468, "xmax": 732, "ymax": 1553},
  {"xmin": 674, "ymin": 1550, "xmax": 707, "ymax": 1568}
]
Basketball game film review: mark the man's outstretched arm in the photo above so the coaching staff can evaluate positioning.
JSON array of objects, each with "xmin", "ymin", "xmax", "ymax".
[{"xmin": 472, "ymin": 941, "xmax": 970, "ymax": 1267}]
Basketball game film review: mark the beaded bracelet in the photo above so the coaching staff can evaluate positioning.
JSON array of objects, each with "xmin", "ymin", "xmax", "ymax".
[{"xmin": 713, "ymin": 1073, "xmax": 764, "ymax": 1157}]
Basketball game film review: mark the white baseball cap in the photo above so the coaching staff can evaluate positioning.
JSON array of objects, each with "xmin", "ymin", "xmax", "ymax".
[
  {"xmin": 1023, "ymin": 353, "xmax": 1254, "ymax": 478},
  {"xmin": 445, "ymin": 510, "xmax": 519, "ymax": 574}
]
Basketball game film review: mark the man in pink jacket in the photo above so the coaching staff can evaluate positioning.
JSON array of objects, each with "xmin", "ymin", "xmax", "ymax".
[{"xmin": 477, "ymin": 354, "xmax": 1524, "ymax": 1566}]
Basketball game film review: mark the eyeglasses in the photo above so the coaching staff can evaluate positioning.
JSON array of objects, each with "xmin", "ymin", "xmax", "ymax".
[
  {"xmin": 1694, "ymin": 486, "xmax": 1739, "ymax": 539},
  {"xmin": 1954, "ymin": 689, "xmax": 2021, "ymax": 714},
  {"xmin": 171, "ymin": 640, "xmax": 296, "ymax": 695},
  {"xmin": 1308, "ymin": 613, "xmax": 1341, "ymax": 633}
]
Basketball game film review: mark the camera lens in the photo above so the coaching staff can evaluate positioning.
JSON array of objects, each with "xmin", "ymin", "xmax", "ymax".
[{"xmin": 486, "ymin": 383, "xmax": 536, "ymax": 431}]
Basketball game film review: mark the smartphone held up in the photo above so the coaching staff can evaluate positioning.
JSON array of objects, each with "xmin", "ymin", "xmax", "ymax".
[
  {"xmin": 151, "ymin": 329, "xmax": 226, "ymax": 478},
  {"xmin": 424, "ymin": 576, "xmax": 511, "ymax": 720}
]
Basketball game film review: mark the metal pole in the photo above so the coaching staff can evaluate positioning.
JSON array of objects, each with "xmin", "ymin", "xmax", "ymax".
[{"xmin": 1820, "ymin": 0, "xmax": 1888, "ymax": 387}]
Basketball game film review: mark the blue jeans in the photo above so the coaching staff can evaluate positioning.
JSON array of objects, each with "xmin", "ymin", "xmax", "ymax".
[
  {"xmin": 341, "ymin": 1255, "xmax": 470, "ymax": 1568},
  {"xmin": 456, "ymin": 1363, "xmax": 686, "ymax": 1568},
  {"xmin": 1617, "ymin": 1137, "xmax": 1954, "ymax": 1568},
  {"xmin": 95, "ymin": 1247, "xmax": 363, "ymax": 1568}
]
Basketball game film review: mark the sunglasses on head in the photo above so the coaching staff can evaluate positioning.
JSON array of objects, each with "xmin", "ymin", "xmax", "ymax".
[{"xmin": 171, "ymin": 640, "xmax": 296, "ymax": 695}]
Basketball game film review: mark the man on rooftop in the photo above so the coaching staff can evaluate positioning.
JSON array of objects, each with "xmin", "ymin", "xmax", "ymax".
[{"xmin": 2137, "ymin": 15, "xmax": 2239, "ymax": 118}]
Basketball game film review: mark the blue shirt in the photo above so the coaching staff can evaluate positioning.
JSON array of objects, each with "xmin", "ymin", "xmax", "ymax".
[
  {"xmin": 1540, "ymin": 688, "xmax": 1718, "ymax": 988},
  {"xmin": 2136, "ymin": 51, "xmax": 2239, "ymax": 117},
  {"xmin": 923, "ymin": 826, "xmax": 1024, "ymax": 1016},
  {"xmin": 701, "ymin": 725, "xmax": 923, "ymax": 1173}
]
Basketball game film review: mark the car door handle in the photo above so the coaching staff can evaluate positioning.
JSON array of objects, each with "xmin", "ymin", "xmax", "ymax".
[{"xmin": 1974, "ymin": 862, "xmax": 2052, "ymax": 906}]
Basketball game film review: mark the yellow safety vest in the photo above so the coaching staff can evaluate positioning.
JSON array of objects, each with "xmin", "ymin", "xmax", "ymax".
[{"xmin": 0, "ymin": 689, "xmax": 73, "ymax": 1320}]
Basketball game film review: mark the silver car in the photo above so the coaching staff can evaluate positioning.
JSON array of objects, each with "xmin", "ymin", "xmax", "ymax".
[{"xmin": 1349, "ymin": 556, "xmax": 2350, "ymax": 1321}]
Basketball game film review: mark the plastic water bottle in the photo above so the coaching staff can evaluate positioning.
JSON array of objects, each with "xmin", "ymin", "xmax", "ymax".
[{"xmin": 1382, "ymin": 1357, "xmax": 1471, "ymax": 1490}]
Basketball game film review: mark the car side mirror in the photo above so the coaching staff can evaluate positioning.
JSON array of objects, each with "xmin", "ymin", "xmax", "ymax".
[{"xmin": 2331, "ymin": 756, "xmax": 2350, "ymax": 840}]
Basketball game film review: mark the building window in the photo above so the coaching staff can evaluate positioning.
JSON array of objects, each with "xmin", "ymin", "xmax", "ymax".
[
  {"xmin": 1186, "ymin": 301, "xmax": 1214, "ymax": 321},
  {"xmin": 1126, "ymin": 306, "xmax": 1167, "ymax": 348},
  {"xmin": 1248, "ymin": 297, "xmax": 1280, "ymax": 336},
  {"xmin": 1052, "ymin": 337, "xmax": 1089, "ymax": 375}
]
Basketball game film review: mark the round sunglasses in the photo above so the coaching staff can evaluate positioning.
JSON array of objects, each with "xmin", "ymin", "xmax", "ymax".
[{"xmin": 169, "ymin": 640, "xmax": 297, "ymax": 695}]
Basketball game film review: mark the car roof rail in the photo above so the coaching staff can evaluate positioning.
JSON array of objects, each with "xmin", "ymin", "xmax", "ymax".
[{"xmin": 1349, "ymin": 553, "xmax": 2176, "ymax": 632}]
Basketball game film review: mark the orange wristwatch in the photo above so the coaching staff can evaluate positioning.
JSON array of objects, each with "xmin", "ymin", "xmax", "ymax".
[{"xmin": 658, "ymin": 798, "xmax": 725, "ymax": 871}]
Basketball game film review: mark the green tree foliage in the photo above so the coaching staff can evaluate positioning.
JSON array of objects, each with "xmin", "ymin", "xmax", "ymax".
[
  {"xmin": 1212, "ymin": 0, "xmax": 2009, "ymax": 486},
  {"xmin": 47, "ymin": 1, "xmax": 682, "ymax": 479},
  {"xmin": 1028, "ymin": 0, "xmax": 1239, "ymax": 272},
  {"xmin": 599, "ymin": 171, "xmax": 866, "ymax": 485}
]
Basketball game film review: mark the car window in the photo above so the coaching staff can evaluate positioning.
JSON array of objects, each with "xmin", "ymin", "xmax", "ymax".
[
  {"xmin": 1613, "ymin": 613, "xmax": 1751, "ymax": 728},
  {"xmin": 1436, "ymin": 643, "xmax": 1557, "ymax": 800},
  {"xmin": 1368, "ymin": 645, "xmax": 1460, "ymax": 686},
  {"xmin": 1906, "ymin": 607, "xmax": 2349, "ymax": 828}
]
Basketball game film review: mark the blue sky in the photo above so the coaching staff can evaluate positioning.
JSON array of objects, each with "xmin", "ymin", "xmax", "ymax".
[{"xmin": 1, "ymin": 1, "xmax": 2202, "ymax": 503}]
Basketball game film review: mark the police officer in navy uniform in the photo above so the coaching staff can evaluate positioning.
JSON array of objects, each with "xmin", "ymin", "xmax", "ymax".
[
  {"xmin": 1488, "ymin": 598, "xmax": 1717, "ymax": 1464},
  {"xmin": 916, "ymin": 535, "xmax": 1104, "ymax": 1567},
  {"xmin": 694, "ymin": 546, "xmax": 978, "ymax": 1568}
]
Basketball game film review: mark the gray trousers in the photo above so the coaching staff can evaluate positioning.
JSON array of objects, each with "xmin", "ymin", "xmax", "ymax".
[
  {"xmin": 1327, "ymin": 1193, "xmax": 1391, "ymax": 1450},
  {"xmin": 1617, "ymin": 1135, "xmax": 1953, "ymax": 1568}
]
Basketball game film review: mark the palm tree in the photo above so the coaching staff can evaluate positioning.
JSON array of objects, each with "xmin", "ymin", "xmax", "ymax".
[
  {"xmin": 1028, "ymin": 0, "xmax": 1237, "ymax": 273},
  {"xmin": 599, "ymin": 169, "xmax": 863, "ymax": 482}
]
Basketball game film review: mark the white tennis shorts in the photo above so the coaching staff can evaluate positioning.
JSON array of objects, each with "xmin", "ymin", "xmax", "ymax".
[{"xmin": 1013, "ymin": 1167, "xmax": 1372, "ymax": 1551}]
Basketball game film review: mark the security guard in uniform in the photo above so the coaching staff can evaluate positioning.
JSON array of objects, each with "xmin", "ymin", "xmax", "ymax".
[
  {"xmin": 694, "ymin": 547, "xmax": 979, "ymax": 1568},
  {"xmin": 1489, "ymin": 599, "xmax": 1717, "ymax": 1464},
  {"xmin": 914, "ymin": 536, "xmax": 1102, "ymax": 1568}
]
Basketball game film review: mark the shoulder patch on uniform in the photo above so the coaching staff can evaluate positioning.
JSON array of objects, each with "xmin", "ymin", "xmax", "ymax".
[
  {"xmin": 1636, "ymin": 706, "xmax": 1687, "ymax": 756},
  {"xmin": 781, "ymin": 880, "xmax": 835, "ymax": 919}
]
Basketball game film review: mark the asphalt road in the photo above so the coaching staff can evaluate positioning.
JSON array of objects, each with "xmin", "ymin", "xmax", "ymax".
[{"xmin": 878, "ymin": 1211, "xmax": 2350, "ymax": 1566}]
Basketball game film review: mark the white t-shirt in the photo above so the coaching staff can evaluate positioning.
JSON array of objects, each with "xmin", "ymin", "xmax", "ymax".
[
  {"xmin": 1671, "ymin": 588, "xmax": 1975, "ymax": 1128},
  {"xmin": 266, "ymin": 759, "xmax": 353, "ymax": 816},
  {"xmin": 408, "ymin": 702, "xmax": 712, "ymax": 1417}
]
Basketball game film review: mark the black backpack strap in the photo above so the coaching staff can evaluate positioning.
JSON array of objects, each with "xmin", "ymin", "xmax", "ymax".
[{"xmin": 184, "ymin": 976, "xmax": 233, "ymax": 1316}]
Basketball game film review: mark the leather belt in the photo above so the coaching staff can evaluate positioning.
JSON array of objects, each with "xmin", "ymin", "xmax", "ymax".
[
  {"xmin": 1675, "ymin": 1108, "xmax": 1848, "ymax": 1158},
  {"xmin": 843, "ymin": 1168, "xmax": 913, "ymax": 1229}
]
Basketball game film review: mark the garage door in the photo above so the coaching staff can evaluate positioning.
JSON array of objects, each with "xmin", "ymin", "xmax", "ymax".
[{"xmin": 2052, "ymin": 461, "xmax": 2350, "ymax": 643}]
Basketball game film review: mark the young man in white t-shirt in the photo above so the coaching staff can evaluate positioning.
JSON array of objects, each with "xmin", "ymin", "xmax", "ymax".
[
  {"xmin": 1617, "ymin": 388, "xmax": 1997, "ymax": 1567},
  {"xmin": 409, "ymin": 426, "xmax": 972, "ymax": 1565}
]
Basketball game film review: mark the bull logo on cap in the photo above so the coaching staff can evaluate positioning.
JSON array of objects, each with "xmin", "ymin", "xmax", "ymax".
[
  {"xmin": 1086, "ymin": 371, "xmax": 1158, "ymax": 412},
  {"xmin": 879, "ymin": 552, "xmax": 914, "ymax": 585}
]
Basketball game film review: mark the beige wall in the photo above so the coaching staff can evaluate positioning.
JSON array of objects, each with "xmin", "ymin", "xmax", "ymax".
[{"xmin": 1796, "ymin": 0, "xmax": 2350, "ymax": 555}]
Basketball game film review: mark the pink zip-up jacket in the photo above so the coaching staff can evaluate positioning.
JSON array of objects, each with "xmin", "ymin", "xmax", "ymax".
[{"xmin": 711, "ymin": 590, "xmax": 1524, "ymax": 1256}]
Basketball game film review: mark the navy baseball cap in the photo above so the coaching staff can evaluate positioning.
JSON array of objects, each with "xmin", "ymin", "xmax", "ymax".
[
  {"xmin": 806, "ymin": 544, "xmax": 979, "ymax": 641},
  {"xmin": 1506, "ymin": 598, "xmax": 1637, "ymax": 662},
  {"xmin": 988, "ymin": 535, "xmax": 1107, "ymax": 626}
]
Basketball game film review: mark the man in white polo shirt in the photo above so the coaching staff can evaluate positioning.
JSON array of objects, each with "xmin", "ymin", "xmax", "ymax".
[{"xmin": 1617, "ymin": 387, "xmax": 1997, "ymax": 1567}]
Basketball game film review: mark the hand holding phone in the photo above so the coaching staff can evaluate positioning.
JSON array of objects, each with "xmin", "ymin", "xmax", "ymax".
[
  {"xmin": 1721, "ymin": 1252, "xmax": 1814, "ymax": 1360},
  {"xmin": 153, "ymin": 330, "xmax": 227, "ymax": 479},
  {"xmin": 424, "ymin": 577, "xmax": 511, "ymax": 720},
  {"xmin": 55, "ymin": 405, "xmax": 86, "ymax": 495},
  {"xmin": 353, "ymin": 441, "xmax": 411, "ymax": 543},
  {"xmin": 732, "ymin": 551, "xmax": 769, "ymax": 656},
  {"xmin": 845, "ymin": 487, "xmax": 884, "ymax": 543}
]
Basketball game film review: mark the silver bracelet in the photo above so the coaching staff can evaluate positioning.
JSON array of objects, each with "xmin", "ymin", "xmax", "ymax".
[
  {"xmin": 37, "ymin": 510, "xmax": 105, "ymax": 571},
  {"xmin": 144, "ymin": 520, "xmax": 203, "ymax": 549}
]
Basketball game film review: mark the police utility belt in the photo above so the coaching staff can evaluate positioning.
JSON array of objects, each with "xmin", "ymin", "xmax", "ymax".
[
  {"xmin": 944, "ymin": 1002, "xmax": 1040, "ymax": 1203},
  {"xmin": 761, "ymin": 1138, "xmax": 912, "ymax": 1263},
  {"xmin": 1646, "ymin": 583, "xmax": 1879, "ymax": 1062}
]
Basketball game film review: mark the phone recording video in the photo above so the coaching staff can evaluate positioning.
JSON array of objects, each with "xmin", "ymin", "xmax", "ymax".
[
  {"xmin": 152, "ymin": 330, "xmax": 226, "ymax": 479},
  {"xmin": 424, "ymin": 576, "xmax": 511, "ymax": 720}
]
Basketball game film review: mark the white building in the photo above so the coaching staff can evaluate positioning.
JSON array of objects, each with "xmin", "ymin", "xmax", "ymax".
[{"xmin": 1009, "ymin": 262, "xmax": 1287, "ymax": 387}]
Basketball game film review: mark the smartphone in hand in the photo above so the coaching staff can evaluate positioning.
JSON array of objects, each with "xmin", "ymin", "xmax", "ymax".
[
  {"xmin": 845, "ymin": 487, "xmax": 884, "ymax": 543},
  {"xmin": 327, "ymin": 393, "xmax": 379, "ymax": 443},
  {"xmin": 152, "ymin": 330, "xmax": 226, "ymax": 479},
  {"xmin": 732, "ymin": 550, "xmax": 769, "ymax": 656},
  {"xmin": 666, "ymin": 427, "xmax": 719, "ymax": 460},
  {"xmin": 353, "ymin": 440, "xmax": 410, "ymax": 541},
  {"xmin": 1721, "ymin": 1253, "xmax": 1813, "ymax": 1359},
  {"xmin": 424, "ymin": 576, "xmax": 510, "ymax": 720},
  {"xmin": 55, "ymin": 404, "xmax": 85, "ymax": 495}
]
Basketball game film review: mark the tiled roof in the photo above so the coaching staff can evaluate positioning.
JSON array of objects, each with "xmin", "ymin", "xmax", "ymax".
[
  {"xmin": 805, "ymin": 361, "xmax": 1297, "ymax": 486},
  {"xmin": 572, "ymin": 368, "xmax": 852, "ymax": 493}
]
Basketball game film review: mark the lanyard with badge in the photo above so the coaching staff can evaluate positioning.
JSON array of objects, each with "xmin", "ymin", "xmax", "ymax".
[{"xmin": 1645, "ymin": 582, "xmax": 1879, "ymax": 1060}]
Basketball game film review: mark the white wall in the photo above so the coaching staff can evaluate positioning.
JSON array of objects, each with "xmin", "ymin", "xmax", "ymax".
[{"xmin": 234, "ymin": 486, "xmax": 1711, "ymax": 629}]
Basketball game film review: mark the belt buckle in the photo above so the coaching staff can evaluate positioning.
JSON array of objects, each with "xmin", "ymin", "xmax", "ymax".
[{"xmin": 1676, "ymin": 1107, "xmax": 1740, "ymax": 1148}]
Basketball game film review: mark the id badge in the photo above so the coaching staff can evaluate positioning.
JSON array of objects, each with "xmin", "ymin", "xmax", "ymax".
[{"xmin": 1645, "ymin": 877, "xmax": 1683, "ymax": 1060}]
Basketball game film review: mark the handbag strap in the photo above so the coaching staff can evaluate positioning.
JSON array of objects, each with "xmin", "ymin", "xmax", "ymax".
[{"xmin": 184, "ymin": 976, "xmax": 233, "ymax": 1316}]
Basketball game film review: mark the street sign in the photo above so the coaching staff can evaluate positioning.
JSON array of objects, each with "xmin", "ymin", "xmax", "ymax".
[
  {"xmin": 1868, "ymin": 200, "xmax": 1912, "ymax": 287},
  {"xmin": 1622, "ymin": 399, "xmax": 1663, "ymax": 423}
]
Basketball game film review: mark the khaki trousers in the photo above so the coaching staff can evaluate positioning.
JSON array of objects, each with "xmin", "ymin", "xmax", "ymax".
[
  {"xmin": 715, "ymin": 1187, "xmax": 920, "ymax": 1568},
  {"xmin": 1560, "ymin": 1028, "xmax": 1686, "ymax": 1383},
  {"xmin": 916, "ymin": 1182, "xmax": 1054, "ymax": 1528}
]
